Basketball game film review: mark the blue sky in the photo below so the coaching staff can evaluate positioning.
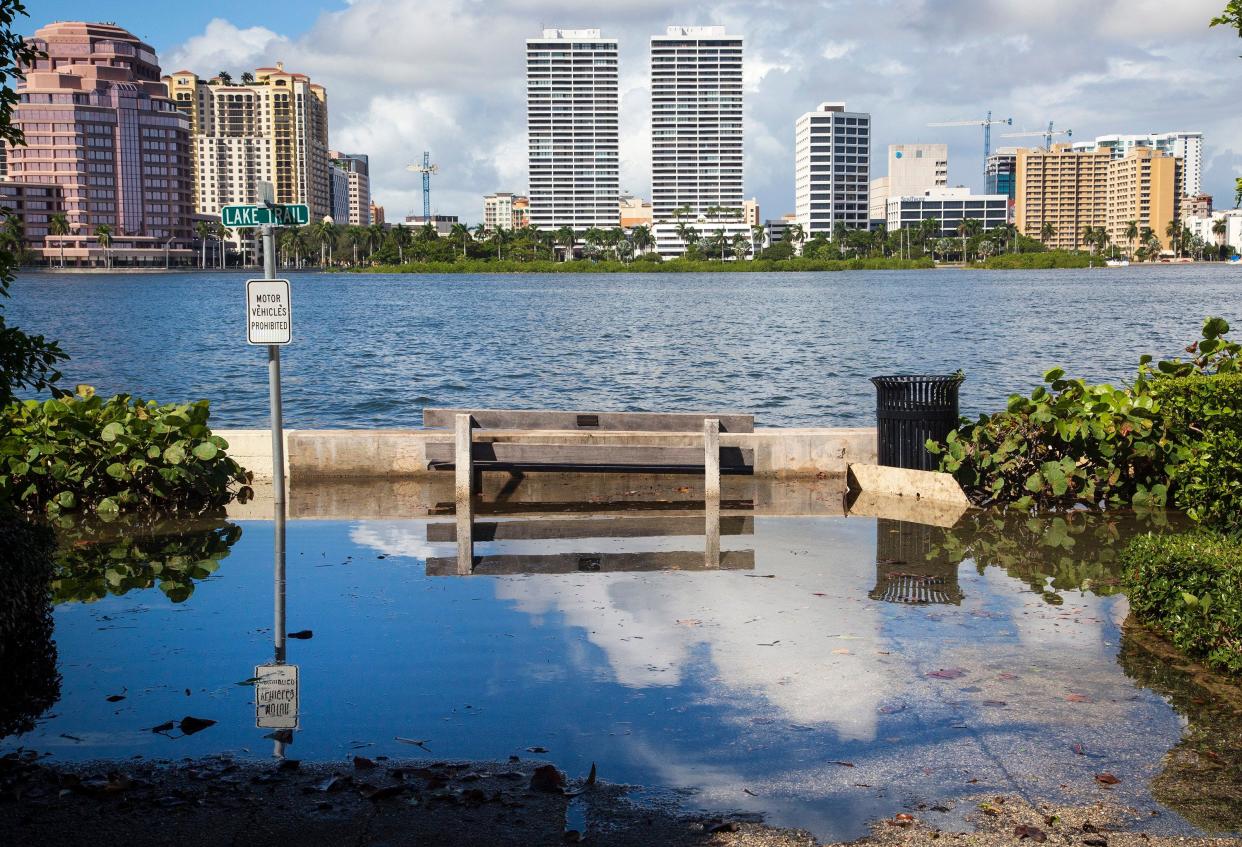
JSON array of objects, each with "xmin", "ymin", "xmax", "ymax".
[{"xmin": 29, "ymin": 1, "xmax": 1242, "ymax": 225}]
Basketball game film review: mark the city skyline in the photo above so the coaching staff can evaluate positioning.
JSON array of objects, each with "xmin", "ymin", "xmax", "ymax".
[{"xmin": 25, "ymin": 1, "xmax": 1242, "ymax": 225}]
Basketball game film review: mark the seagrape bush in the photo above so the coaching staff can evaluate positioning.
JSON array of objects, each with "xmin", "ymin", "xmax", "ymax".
[
  {"xmin": 0, "ymin": 385, "xmax": 252, "ymax": 519},
  {"xmin": 929, "ymin": 317, "xmax": 1241, "ymax": 523},
  {"xmin": 1123, "ymin": 532, "xmax": 1242, "ymax": 676}
]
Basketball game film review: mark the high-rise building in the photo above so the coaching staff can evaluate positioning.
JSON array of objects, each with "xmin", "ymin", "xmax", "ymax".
[
  {"xmin": 868, "ymin": 143, "xmax": 947, "ymax": 221},
  {"xmin": 743, "ymin": 198, "xmax": 760, "ymax": 227},
  {"xmin": 795, "ymin": 101, "xmax": 871, "ymax": 236},
  {"xmin": 1072, "ymin": 132, "xmax": 1202, "ymax": 196},
  {"xmin": 5, "ymin": 22, "xmax": 194, "ymax": 265},
  {"xmin": 1014, "ymin": 145, "xmax": 1109, "ymax": 251},
  {"xmin": 650, "ymin": 26, "xmax": 744, "ymax": 221},
  {"xmin": 525, "ymin": 28, "xmax": 619, "ymax": 232},
  {"xmin": 985, "ymin": 147, "xmax": 1019, "ymax": 200},
  {"xmin": 328, "ymin": 163, "xmax": 349, "ymax": 223},
  {"xmin": 329, "ymin": 151, "xmax": 370, "ymax": 225},
  {"xmin": 164, "ymin": 63, "xmax": 330, "ymax": 219},
  {"xmin": 1016, "ymin": 144, "xmax": 1181, "ymax": 252},
  {"xmin": 483, "ymin": 192, "xmax": 529, "ymax": 231},
  {"xmin": 1105, "ymin": 147, "xmax": 1181, "ymax": 252},
  {"xmin": 369, "ymin": 202, "xmax": 384, "ymax": 225}
]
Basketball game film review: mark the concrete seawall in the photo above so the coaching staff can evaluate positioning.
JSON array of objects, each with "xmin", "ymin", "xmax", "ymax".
[{"xmin": 216, "ymin": 427, "xmax": 877, "ymax": 481}]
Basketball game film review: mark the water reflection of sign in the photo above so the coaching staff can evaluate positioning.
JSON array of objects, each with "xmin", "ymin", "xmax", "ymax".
[{"xmin": 255, "ymin": 663, "xmax": 299, "ymax": 729}]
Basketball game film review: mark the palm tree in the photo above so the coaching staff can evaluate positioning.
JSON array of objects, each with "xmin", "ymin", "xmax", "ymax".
[
  {"xmin": 390, "ymin": 224, "xmax": 412, "ymax": 263},
  {"xmin": 708, "ymin": 228, "xmax": 728, "ymax": 260},
  {"xmin": 93, "ymin": 224, "xmax": 113, "ymax": 269},
  {"xmin": 1213, "ymin": 218, "xmax": 1228, "ymax": 258},
  {"xmin": 751, "ymin": 223, "xmax": 766, "ymax": 250},
  {"xmin": 471, "ymin": 223, "xmax": 488, "ymax": 253},
  {"xmin": 629, "ymin": 224, "xmax": 653, "ymax": 256},
  {"xmin": 48, "ymin": 212, "xmax": 69, "ymax": 268},
  {"xmin": 673, "ymin": 221, "xmax": 698, "ymax": 255},
  {"xmin": 217, "ymin": 71, "xmax": 232, "ymax": 85},
  {"xmin": 215, "ymin": 223, "xmax": 232, "ymax": 268},
  {"xmin": 1235, "ymin": 177, "xmax": 1242, "ymax": 210},
  {"xmin": 240, "ymin": 72, "xmax": 255, "ymax": 85},
  {"xmin": 1165, "ymin": 220, "xmax": 1181, "ymax": 257},
  {"xmin": 1040, "ymin": 221, "xmax": 1056, "ymax": 245},
  {"xmin": 956, "ymin": 219, "xmax": 970, "ymax": 262},
  {"xmin": 449, "ymin": 223, "xmax": 470, "ymax": 259},
  {"xmin": 1124, "ymin": 220, "xmax": 1139, "ymax": 260},
  {"xmin": 730, "ymin": 232, "xmax": 750, "ymax": 261},
  {"xmin": 194, "ymin": 220, "xmax": 212, "ymax": 268},
  {"xmin": 554, "ymin": 225, "xmax": 576, "ymax": 262},
  {"xmin": 785, "ymin": 223, "xmax": 805, "ymax": 254}
]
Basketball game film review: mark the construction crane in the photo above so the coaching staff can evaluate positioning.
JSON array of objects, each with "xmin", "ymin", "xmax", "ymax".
[
  {"xmin": 927, "ymin": 110, "xmax": 1013, "ymax": 175},
  {"xmin": 406, "ymin": 151, "xmax": 439, "ymax": 219},
  {"xmin": 1000, "ymin": 121, "xmax": 1072, "ymax": 150}
]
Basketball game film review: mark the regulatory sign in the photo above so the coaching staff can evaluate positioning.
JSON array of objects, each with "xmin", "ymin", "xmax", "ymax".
[
  {"xmin": 222, "ymin": 204, "xmax": 310, "ymax": 228},
  {"xmin": 255, "ymin": 663, "xmax": 299, "ymax": 729},
  {"xmin": 246, "ymin": 278, "xmax": 292, "ymax": 345}
]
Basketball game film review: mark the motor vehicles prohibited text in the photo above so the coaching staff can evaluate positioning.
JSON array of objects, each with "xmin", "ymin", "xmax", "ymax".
[
  {"xmin": 254, "ymin": 663, "xmax": 299, "ymax": 729},
  {"xmin": 246, "ymin": 278, "xmax": 291, "ymax": 345}
]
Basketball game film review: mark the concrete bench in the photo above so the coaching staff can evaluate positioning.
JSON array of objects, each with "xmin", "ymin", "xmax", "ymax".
[{"xmin": 422, "ymin": 408, "xmax": 755, "ymax": 500}]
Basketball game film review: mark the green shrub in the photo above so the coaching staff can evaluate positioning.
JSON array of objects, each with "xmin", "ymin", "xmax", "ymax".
[
  {"xmin": 1123, "ymin": 531, "xmax": 1242, "ymax": 676},
  {"xmin": 1154, "ymin": 373, "xmax": 1242, "ymax": 534},
  {"xmin": 976, "ymin": 250, "xmax": 1100, "ymax": 269},
  {"xmin": 930, "ymin": 317, "xmax": 1240, "ymax": 516},
  {"xmin": 0, "ymin": 385, "xmax": 252, "ymax": 519}
]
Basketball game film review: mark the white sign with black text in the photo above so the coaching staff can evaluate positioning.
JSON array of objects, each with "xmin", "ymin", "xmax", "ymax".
[
  {"xmin": 246, "ymin": 278, "xmax": 292, "ymax": 345},
  {"xmin": 254, "ymin": 663, "xmax": 299, "ymax": 729}
]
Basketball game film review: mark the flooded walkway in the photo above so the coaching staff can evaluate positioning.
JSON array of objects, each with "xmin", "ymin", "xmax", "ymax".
[{"xmin": 4, "ymin": 476, "xmax": 1240, "ymax": 842}]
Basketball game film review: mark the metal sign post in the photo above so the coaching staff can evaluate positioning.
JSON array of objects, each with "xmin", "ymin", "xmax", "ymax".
[{"xmin": 261, "ymin": 223, "xmax": 285, "ymax": 508}]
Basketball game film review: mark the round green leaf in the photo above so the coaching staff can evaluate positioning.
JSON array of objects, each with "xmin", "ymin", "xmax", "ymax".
[
  {"xmin": 106, "ymin": 462, "xmax": 126, "ymax": 479},
  {"xmin": 163, "ymin": 444, "xmax": 186, "ymax": 465},
  {"xmin": 55, "ymin": 490, "xmax": 76, "ymax": 508},
  {"xmin": 192, "ymin": 442, "xmax": 219, "ymax": 461},
  {"xmin": 100, "ymin": 421, "xmax": 125, "ymax": 442}
]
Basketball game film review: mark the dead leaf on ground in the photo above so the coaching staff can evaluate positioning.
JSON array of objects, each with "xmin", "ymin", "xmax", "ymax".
[
  {"xmin": 1095, "ymin": 773, "xmax": 1120, "ymax": 786},
  {"xmin": 529, "ymin": 764, "xmax": 565, "ymax": 793},
  {"xmin": 1066, "ymin": 693, "xmax": 1091, "ymax": 703},
  {"xmin": 926, "ymin": 668, "xmax": 967, "ymax": 680},
  {"xmin": 832, "ymin": 648, "xmax": 851, "ymax": 655},
  {"xmin": 178, "ymin": 716, "xmax": 216, "ymax": 736},
  {"xmin": 353, "ymin": 756, "xmax": 377, "ymax": 770},
  {"xmin": 1014, "ymin": 825, "xmax": 1048, "ymax": 842}
]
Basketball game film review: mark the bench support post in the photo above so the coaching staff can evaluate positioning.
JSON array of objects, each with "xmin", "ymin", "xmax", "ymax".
[
  {"xmin": 455, "ymin": 413, "xmax": 474, "ymax": 500},
  {"xmin": 704, "ymin": 418, "xmax": 720, "ymax": 500}
]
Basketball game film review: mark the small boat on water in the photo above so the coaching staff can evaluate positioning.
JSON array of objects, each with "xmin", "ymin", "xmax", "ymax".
[
  {"xmin": 1105, "ymin": 259, "xmax": 1130, "ymax": 267},
  {"xmin": 1229, "ymin": 255, "xmax": 1242, "ymax": 265}
]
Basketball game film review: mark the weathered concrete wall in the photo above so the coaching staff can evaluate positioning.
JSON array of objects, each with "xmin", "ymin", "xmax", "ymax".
[
  {"xmin": 216, "ymin": 427, "xmax": 877, "ymax": 481},
  {"xmin": 846, "ymin": 462, "xmax": 971, "ymax": 507}
]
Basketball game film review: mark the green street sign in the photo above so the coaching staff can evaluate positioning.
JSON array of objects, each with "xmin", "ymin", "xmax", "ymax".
[{"xmin": 221, "ymin": 204, "xmax": 310, "ymax": 228}]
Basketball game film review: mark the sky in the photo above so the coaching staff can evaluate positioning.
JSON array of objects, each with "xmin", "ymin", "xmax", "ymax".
[{"xmin": 34, "ymin": 0, "xmax": 1242, "ymax": 225}]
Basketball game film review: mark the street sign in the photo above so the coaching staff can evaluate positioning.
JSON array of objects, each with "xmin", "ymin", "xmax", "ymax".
[
  {"xmin": 222, "ymin": 203, "xmax": 310, "ymax": 228},
  {"xmin": 254, "ymin": 663, "xmax": 299, "ymax": 729},
  {"xmin": 246, "ymin": 278, "xmax": 292, "ymax": 345}
]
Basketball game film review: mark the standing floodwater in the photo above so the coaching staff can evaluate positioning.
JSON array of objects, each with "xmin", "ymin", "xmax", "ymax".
[{"xmin": 5, "ymin": 265, "xmax": 1238, "ymax": 428}]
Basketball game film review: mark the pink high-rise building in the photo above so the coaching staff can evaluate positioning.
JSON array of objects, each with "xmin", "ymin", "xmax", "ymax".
[{"xmin": 3, "ymin": 21, "xmax": 194, "ymax": 266}]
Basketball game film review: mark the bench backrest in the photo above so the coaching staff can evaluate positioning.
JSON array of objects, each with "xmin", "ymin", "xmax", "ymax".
[{"xmin": 422, "ymin": 408, "xmax": 754, "ymax": 433}]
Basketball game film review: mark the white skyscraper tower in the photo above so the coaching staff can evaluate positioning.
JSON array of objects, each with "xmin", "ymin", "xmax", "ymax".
[
  {"xmin": 795, "ymin": 102, "xmax": 872, "ymax": 236},
  {"xmin": 650, "ymin": 26, "xmax": 747, "ymax": 256},
  {"xmin": 650, "ymin": 26, "xmax": 744, "ymax": 218},
  {"xmin": 525, "ymin": 29, "xmax": 619, "ymax": 232}
]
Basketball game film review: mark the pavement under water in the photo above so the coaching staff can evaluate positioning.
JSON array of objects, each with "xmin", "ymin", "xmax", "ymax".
[{"xmin": 3, "ymin": 475, "xmax": 1241, "ymax": 843}]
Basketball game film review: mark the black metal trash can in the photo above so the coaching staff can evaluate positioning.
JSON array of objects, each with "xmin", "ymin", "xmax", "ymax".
[{"xmin": 870, "ymin": 374, "xmax": 964, "ymax": 471}]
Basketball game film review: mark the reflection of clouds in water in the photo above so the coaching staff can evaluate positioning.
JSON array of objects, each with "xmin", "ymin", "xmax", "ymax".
[
  {"xmin": 495, "ymin": 519, "xmax": 899, "ymax": 742},
  {"xmin": 348, "ymin": 522, "xmax": 439, "ymax": 562}
]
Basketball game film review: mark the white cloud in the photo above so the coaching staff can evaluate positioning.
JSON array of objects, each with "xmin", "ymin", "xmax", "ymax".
[{"xmin": 159, "ymin": 0, "xmax": 1242, "ymax": 224}]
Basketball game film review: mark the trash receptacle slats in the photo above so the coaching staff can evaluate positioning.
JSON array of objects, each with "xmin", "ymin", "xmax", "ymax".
[{"xmin": 871, "ymin": 374, "xmax": 963, "ymax": 471}]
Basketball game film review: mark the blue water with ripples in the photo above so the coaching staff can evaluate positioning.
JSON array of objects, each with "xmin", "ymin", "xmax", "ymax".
[{"xmin": 8, "ymin": 265, "xmax": 1239, "ymax": 427}]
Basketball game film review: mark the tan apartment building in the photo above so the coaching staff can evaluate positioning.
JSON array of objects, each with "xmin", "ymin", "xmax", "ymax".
[
  {"xmin": 164, "ymin": 63, "xmax": 331, "ymax": 220},
  {"xmin": 482, "ymin": 192, "xmax": 529, "ymax": 231},
  {"xmin": 1106, "ymin": 147, "xmax": 1181, "ymax": 251},
  {"xmin": 1015, "ymin": 145, "xmax": 1109, "ymax": 250},
  {"xmin": 1016, "ymin": 144, "xmax": 1181, "ymax": 252},
  {"xmin": 619, "ymin": 194, "xmax": 653, "ymax": 229}
]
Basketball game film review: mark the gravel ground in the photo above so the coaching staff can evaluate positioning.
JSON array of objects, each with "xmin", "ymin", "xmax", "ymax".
[{"xmin": 2, "ymin": 752, "xmax": 1240, "ymax": 847}]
